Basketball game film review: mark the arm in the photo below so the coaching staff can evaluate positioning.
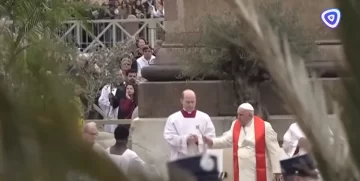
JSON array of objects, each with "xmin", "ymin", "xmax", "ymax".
[
  {"xmin": 211, "ymin": 121, "xmax": 235, "ymax": 149},
  {"xmin": 264, "ymin": 122, "xmax": 281, "ymax": 174},
  {"xmin": 163, "ymin": 116, "xmax": 188, "ymax": 154},
  {"xmin": 137, "ymin": 60, "xmax": 142, "ymax": 77},
  {"xmin": 203, "ymin": 115, "xmax": 216, "ymax": 138},
  {"xmin": 131, "ymin": 106, "xmax": 139, "ymax": 119},
  {"xmin": 128, "ymin": 155, "xmax": 146, "ymax": 179},
  {"xmin": 282, "ymin": 129, "xmax": 296, "ymax": 157}
]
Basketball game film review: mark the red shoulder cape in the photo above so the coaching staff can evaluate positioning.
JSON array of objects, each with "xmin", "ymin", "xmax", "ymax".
[{"xmin": 232, "ymin": 116, "xmax": 267, "ymax": 181}]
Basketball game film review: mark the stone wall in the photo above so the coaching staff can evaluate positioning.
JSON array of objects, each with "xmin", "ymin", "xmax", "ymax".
[
  {"xmin": 164, "ymin": 0, "xmax": 337, "ymax": 44},
  {"xmin": 138, "ymin": 80, "xmax": 339, "ymax": 118}
]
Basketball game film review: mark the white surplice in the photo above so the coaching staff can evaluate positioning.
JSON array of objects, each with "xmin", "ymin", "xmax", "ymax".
[
  {"xmin": 212, "ymin": 118, "xmax": 281, "ymax": 181},
  {"xmin": 163, "ymin": 110, "xmax": 216, "ymax": 161},
  {"xmin": 282, "ymin": 123, "xmax": 307, "ymax": 158},
  {"xmin": 98, "ymin": 84, "xmax": 119, "ymax": 133}
]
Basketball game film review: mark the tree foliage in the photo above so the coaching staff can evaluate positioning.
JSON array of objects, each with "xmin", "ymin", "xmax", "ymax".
[
  {"xmin": 0, "ymin": 0, "xmax": 130, "ymax": 181},
  {"xmin": 223, "ymin": 0, "xmax": 360, "ymax": 180},
  {"xmin": 69, "ymin": 43, "xmax": 134, "ymax": 117},
  {"xmin": 179, "ymin": 0, "xmax": 317, "ymax": 119}
]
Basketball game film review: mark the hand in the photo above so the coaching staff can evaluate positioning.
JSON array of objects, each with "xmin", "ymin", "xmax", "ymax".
[
  {"xmin": 298, "ymin": 137, "xmax": 311, "ymax": 151},
  {"xmin": 125, "ymin": 92, "xmax": 131, "ymax": 99},
  {"xmin": 203, "ymin": 136, "xmax": 213, "ymax": 147},
  {"xmin": 274, "ymin": 173, "xmax": 282, "ymax": 181},
  {"xmin": 186, "ymin": 134, "xmax": 198, "ymax": 145}
]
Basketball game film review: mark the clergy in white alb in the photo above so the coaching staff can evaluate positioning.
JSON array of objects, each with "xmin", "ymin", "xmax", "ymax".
[
  {"xmin": 203, "ymin": 103, "xmax": 282, "ymax": 181},
  {"xmin": 163, "ymin": 89, "xmax": 216, "ymax": 161},
  {"xmin": 282, "ymin": 123, "xmax": 308, "ymax": 158},
  {"xmin": 98, "ymin": 84, "xmax": 119, "ymax": 133}
]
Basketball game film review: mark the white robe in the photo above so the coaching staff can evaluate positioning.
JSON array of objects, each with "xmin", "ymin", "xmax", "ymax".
[
  {"xmin": 105, "ymin": 148, "xmax": 146, "ymax": 174},
  {"xmin": 98, "ymin": 84, "xmax": 119, "ymax": 133},
  {"xmin": 163, "ymin": 110, "xmax": 216, "ymax": 161},
  {"xmin": 282, "ymin": 123, "xmax": 307, "ymax": 158},
  {"xmin": 212, "ymin": 118, "xmax": 281, "ymax": 181}
]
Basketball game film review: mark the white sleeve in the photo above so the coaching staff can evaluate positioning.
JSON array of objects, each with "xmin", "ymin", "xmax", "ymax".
[
  {"xmin": 128, "ymin": 155, "xmax": 146, "ymax": 178},
  {"xmin": 163, "ymin": 115, "xmax": 188, "ymax": 154},
  {"xmin": 211, "ymin": 121, "xmax": 235, "ymax": 149},
  {"xmin": 136, "ymin": 59, "xmax": 142, "ymax": 77},
  {"xmin": 282, "ymin": 130, "xmax": 296, "ymax": 156},
  {"xmin": 98, "ymin": 85, "xmax": 111, "ymax": 110},
  {"xmin": 265, "ymin": 122, "xmax": 281, "ymax": 174},
  {"xmin": 204, "ymin": 115, "xmax": 216, "ymax": 138},
  {"xmin": 152, "ymin": 9, "xmax": 163, "ymax": 17}
]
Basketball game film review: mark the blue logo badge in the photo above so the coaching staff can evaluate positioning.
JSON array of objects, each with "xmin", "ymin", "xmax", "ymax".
[{"xmin": 321, "ymin": 8, "xmax": 341, "ymax": 29}]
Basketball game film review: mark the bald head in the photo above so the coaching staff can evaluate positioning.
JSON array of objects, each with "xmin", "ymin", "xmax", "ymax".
[
  {"xmin": 181, "ymin": 89, "xmax": 196, "ymax": 99},
  {"xmin": 83, "ymin": 122, "xmax": 97, "ymax": 132},
  {"xmin": 181, "ymin": 89, "xmax": 196, "ymax": 112},
  {"xmin": 237, "ymin": 103, "xmax": 254, "ymax": 125},
  {"xmin": 82, "ymin": 122, "xmax": 98, "ymax": 143}
]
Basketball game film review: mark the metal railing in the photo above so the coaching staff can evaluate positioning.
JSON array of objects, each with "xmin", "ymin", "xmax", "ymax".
[
  {"xmin": 2, "ymin": 18, "xmax": 165, "ymax": 52},
  {"xmin": 59, "ymin": 18, "xmax": 165, "ymax": 52}
]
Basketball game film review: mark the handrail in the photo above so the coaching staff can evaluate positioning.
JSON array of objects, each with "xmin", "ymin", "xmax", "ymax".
[
  {"xmin": 85, "ymin": 119, "xmax": 133, "ymax": 124},
  {"xmin": 3, "ymin": 18, "xmax": 165, "ymax": 25},
  {"xmin": 65, "ymin": 18, "xmax": 164, "ymax": 23},
  {"xmin": 3, "ymin": 18, "xmax": 165, "ymax": 52}
]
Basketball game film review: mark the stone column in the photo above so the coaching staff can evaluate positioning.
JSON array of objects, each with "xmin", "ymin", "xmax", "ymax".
[{"xmin": 141, "ymin": 0, "xmax": 232, "ymax": 81}]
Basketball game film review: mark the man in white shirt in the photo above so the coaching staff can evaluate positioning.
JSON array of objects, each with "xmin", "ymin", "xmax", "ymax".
[
  {"xmin": 163, "ymin": 89, "xmax": 216, "ymax": 161},
  {"xmin": 136, "ymin": 46, "xmax": 155, "ymax": 79},
  {"xmin": 282, "ymin": 123, "xmax": 308, "ymax": 158},
  {"xmin": 106, "ymin": 126, "xmax": 159, "ymax": 180}
]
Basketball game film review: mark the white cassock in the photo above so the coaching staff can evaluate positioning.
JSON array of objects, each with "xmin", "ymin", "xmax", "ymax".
[
  {"xmin": 211, "ymin": 117, "xmax": 281, "ymax": 181},
  {"xmin": 282, "ymin": 123, "xmax": 307, "ymax": 158},
  {"xmin": 163, "ymin": 109, "xmax": 216, "ymax": 161},
  {"xmin": 282, "ymin": 122, "xmax": 337, "ymax": 159},
  {"xmin": 98, "ymin": 84, "xmax": 119, "ymax": 133}
]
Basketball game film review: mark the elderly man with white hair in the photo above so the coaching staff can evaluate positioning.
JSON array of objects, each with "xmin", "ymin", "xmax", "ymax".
[
  {"xmin": 203, "ymin": 103, "xmax": 282, "ymax": 181},
  {"xmin": 82, "ymin": 122, "xmax": 105, "ymax": 154}
]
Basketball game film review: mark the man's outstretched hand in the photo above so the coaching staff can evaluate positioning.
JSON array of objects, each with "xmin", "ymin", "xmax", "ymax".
[
  {"xmin": 274, "ymin": 173, "xmax": 283, "ymax": 181},
  {"xmin": 203, "ymin": 136, "xmax": 213, "ymax": 147}
]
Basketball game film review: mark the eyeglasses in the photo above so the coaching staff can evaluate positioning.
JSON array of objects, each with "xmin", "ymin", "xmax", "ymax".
[{"xmin": 87, "ymin": 132, "xmax": 98, "ymax": 136}]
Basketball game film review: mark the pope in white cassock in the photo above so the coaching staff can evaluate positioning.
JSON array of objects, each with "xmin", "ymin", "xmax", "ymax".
[
  {"xmin": 203, "ymin": 103, "xmax": 282, "ymax": 181},
  {"xmin": 163, "ymin": 89, "xmax": 216, "ymax": 161}
]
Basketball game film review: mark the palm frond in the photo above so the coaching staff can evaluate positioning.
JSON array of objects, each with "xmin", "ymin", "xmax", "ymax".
[
  {"xmin": 335, "ymin": 0, "xmax": 360, "ymax": 171},
  {"xmin": 220, "ymin": 0, "xmax": 360, "ymax": 180}
]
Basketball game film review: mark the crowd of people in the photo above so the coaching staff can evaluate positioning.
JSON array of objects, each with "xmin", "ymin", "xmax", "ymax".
[
  {"xmin": 95, "ymin": 37, "xmax": 162, "ymax": 132},
  {"xmin": 91, "ymin": 0, "xmax": 165, "ymax": 19}
]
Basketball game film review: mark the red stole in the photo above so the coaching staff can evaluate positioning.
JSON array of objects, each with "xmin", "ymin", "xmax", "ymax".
[{"xmin": 232, "ymin": 116, "xmax": 267, "ymax": 181}]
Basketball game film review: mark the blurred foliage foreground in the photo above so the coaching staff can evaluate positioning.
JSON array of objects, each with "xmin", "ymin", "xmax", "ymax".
[{"xmin": 0, "ymin": 0, "xmax": 129, "ymax": 181}]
